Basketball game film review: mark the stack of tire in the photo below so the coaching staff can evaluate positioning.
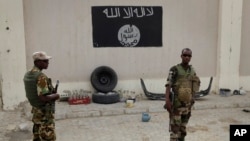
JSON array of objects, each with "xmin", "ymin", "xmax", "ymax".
[{"xmin": 91, "ymin": 66, "xmax": 120, "ymax": 104}]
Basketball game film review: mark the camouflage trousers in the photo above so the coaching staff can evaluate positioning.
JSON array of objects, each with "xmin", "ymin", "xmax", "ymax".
[
  {"xmin": 169, "ymin": 102, "xmax": 192, "ymax": 141},
  {"xmin": 31, "ymin": 107, "xmax": 56, "ymax": 141}
]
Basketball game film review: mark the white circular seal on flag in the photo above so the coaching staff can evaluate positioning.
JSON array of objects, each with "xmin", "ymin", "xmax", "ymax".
[{"xmin": 118, "ymin": 24, "xmax": 140, "ymax": 47}]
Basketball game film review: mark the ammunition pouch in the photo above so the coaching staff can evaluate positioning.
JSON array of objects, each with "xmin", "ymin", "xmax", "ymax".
[
  {"xmin": 177, "ymin": 87, "xmax": 192, "ymax": 102},
  {"xmin": 43, "ymin": 93, "xmax": 55, "ymax": 113},
  {"xmin": 43, "ymin": 93, "xmax": 56, "ymax": 115},
  {"xmin": 46, "ymin": 78, "xmax": 56, "ymax": 114},
  {"xmin": 174, "ymin": 77, "xmax": 193, "ymax": 103},
  {"xmin": 192, "ymin": 76, "xmax": 200, "ymax": 94},
  {"xmin": 45, "ymin": 102, "xmax": 55, "ymax": 119}
]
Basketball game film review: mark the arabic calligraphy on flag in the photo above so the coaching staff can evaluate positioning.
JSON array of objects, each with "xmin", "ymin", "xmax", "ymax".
[{"xmin": 92, "ymin": 6, "xmax": 163, "ymax": 47}]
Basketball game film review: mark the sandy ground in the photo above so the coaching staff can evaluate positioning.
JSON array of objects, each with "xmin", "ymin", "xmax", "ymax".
[{"xmin": 1, "ymin": 107, "xmax": 250, "ymax": 141}]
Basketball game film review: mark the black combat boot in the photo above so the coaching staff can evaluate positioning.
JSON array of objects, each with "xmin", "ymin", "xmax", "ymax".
[{"xmin": 178, "ymin": 137, "xmax": 185, "ymax": 141}]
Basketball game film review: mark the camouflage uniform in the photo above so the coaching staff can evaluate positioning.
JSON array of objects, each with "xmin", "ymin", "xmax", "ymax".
[
  {"xmin": 166, "ymin": 64, "xmax": 200, "ymax": 141},
  {"xmin": 24, "ymin": 67, "xmax": 56, "ymax": 141}
]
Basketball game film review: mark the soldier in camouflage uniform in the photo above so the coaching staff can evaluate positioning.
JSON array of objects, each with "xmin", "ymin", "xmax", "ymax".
[
  {"xmin": 164, "ymin": 48, "xmax": 200, "ymax": 141},
  {"xmin": 23, "ymin": 51, "xmax": 60, "ymax": 141}
]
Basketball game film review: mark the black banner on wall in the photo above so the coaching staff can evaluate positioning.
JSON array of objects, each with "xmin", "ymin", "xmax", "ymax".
[{"xmin": 91, "ymin": 6, "xmax": 163, "ymax": 47}]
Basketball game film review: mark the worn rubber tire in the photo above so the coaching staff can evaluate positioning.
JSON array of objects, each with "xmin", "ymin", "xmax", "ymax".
[
  {"xmin": 92, "ymin": 91, "xmax": 120, "ymax": 104},
  {"xmin": 91, "ymin": 66, "xmax": 118, "ymax": 93},
  {"xmin": 233, "ymin": 90, "xmax": 240, "ymax": 95}
]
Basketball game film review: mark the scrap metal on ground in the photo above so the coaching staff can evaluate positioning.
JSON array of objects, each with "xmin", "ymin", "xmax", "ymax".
[{"xmin": 140, "ymin": 77, "xmax": 213, "ymax": 100}]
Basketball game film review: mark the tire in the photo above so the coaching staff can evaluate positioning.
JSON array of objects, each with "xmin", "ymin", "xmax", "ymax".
[
  {"xmin": 92, "ymin": 91, "xmax": 120, "ymax": 104},
  {"xmin": 233, "ymin": 90, "xmax": 240, "ymax": 95},
  {"xmin": 91, "ymin": 66, "xmax": 118, "ymax": 93}
]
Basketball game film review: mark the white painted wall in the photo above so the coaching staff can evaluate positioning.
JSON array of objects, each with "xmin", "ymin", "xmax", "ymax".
[
  {"xmin": 0, "ymin": 0, "xmax": 27, "ymax": 110},
  {"xmin": 240, "ymin": 0, "xmax": 250, "ymax": 89},
  {"xmin": 0, "ymin": 0, "xmax": 249, "ymax": 110},
  {"xmin": 22, "ymin": 0, "xmax": 218, "ymax": 92},
  {"xmin": 216, "ymin": 0, "xmax": 242, "ymax": 91}
]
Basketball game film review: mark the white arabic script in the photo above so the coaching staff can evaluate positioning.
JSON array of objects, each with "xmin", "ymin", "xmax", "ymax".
[{"xmin": 103, "ymin": 7, "xmax": 154, "ymax": 18}]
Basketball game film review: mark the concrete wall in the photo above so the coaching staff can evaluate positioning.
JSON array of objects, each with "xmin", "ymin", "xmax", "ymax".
[
  {"xmin": 0, "ymin": 0, "xmax": 27, "ymax": 110},
  {"xmin": 0, "ymin": 0, "xmax": 248, "ymax": 110},
  {"xmin": 22, "ymin": 0, "xmax": 218, "ymax": 93},
  {"xmin": 240, "ymin": 0, "xmax": 250, "ymax": 89},
  {"xmin": 216, "ymin": 0, "xmax": 242, "ymax": 90},
  {"xmin": 241, "ymin": 0, "xmax": 250, "ymax": 75},
  {"xmin": 23, "ymin": 0, "xmax": 218, "ymax": 79}
]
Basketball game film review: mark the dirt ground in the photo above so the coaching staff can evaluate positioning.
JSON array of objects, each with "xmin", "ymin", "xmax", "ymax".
[{"xmin": 1, "ymin": 107, "xmax": 250, "ymax": 141}]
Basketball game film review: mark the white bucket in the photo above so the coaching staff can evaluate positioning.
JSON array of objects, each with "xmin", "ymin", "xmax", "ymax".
[{"xmin": 125, "ymin": 100, "xmax": 134, "ymax": 108}]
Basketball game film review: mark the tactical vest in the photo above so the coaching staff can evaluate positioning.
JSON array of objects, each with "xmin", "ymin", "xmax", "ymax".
[
  {"xmin": 173, "ymin": 64, "xmax": 200, "ymax": 103},
  {"xmin": 23, "ymin": 71, "xmax": 46, "ymax": 108}
]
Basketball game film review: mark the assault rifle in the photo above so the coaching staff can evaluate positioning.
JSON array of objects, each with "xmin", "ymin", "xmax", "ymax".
[
  {"xmin": 54, "ymin": 80, "xmax": 59, "ymax": 93},
  {"xmin": 51, "ymin": 80, "xmax": 59, "ymax": 112},
  {"xmin": 169, "ymin": 91, "xmax": 174, "ymax": 132},
  {"xmin": 45, "ymin": 79, "xmax": 59, "ymax": 114},
  {"xmin": 163, "ymin": 71, "xmax": 174, "ymax": 132},
  {"xmin": 168, "ymin": 71, "xmax": 174, "ymax": 132}
]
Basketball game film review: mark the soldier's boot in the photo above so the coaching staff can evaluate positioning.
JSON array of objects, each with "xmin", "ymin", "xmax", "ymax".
[
  {"xmin": 170, "ymin": 132, "xmax": 179, "ymax": 141},
  {"xmin": 178, "ymin": 137, "xmax": 185, "ymax": 141}
]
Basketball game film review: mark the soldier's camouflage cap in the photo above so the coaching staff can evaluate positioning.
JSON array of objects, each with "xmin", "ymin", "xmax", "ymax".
[{"xmin": 32, "ymin": 51, "xmax": 52, "ymax": 61}]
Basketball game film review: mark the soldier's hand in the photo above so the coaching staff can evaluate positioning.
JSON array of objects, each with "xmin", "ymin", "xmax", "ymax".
[
  {"xmin": 163, "ymin": 104, "xmax": 167, "ymax": 109},
  {"xmin": 52, "ymin": 89, "xmax": 56, "ymax": 93},
  {"xmin": 191, "ymin": 98, "xmax": 195, "ymax": 105},
  {"xmin": 164, "ymin": 99, "xmax": 172, "ymax": 113},
  {"xmin": 47, "ymin": 93, "xmax": 60, "ymax": 101}
]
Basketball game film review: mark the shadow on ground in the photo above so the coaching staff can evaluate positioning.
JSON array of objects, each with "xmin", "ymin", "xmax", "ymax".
[{"xmin": 5, "ymin": 130, "xmax": 32, "ymax": 141}]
